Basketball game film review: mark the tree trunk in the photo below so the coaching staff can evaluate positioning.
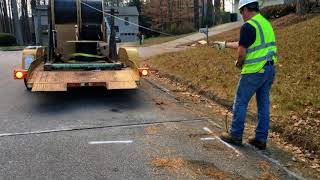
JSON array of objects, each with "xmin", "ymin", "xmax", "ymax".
[
  {"xmin": 0, "ymin": 2, "xmax": 4, "ymax": 33},
  {"xmin": 168, "ymin": 0, "xmax": 173, "ymax": 24},
  {"xmin": 31, "ymin": 0, "xmax": 36, "ymax": 44},
  {"xmin": 193, "ymin": 0, "xmax": 199, "ymax": 30},
  {"xmin": 207, "ymin": 0, "xmax": 213, "ymax": 27},
  {"xmin": 11, "ymin": 0, "xmax": 23, "ymax": 45},
  {"xmin": 214, "ymin": 0, "xmax": 221, "ymax": 25},
  {"xmin": 8, "ymin": 0, "xmax": 14, "ymax": 33},
  {"xmin": 296, "ymin": 0, "xmax": 309, "ymax": 15},
  {"xmin": 2, "ymin": 0, "xmax": 10, "ymax": 33},
  {"xmin": 22, "ymin": 0, "xmax": 31, "ymax": 43},
  {"xmin": 201, "ymin": 0, "xmax": 205, "ymax": 27}
]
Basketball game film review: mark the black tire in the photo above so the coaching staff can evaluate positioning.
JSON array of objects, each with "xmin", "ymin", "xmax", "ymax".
[{"xmin": 24, "ymin": 78, "xmax": 32, "ymax": 91}]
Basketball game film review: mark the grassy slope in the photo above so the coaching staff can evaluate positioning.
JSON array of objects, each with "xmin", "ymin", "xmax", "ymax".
[{"xmin": 150, "ymin": 14, "xmax": 320, "ymax": 153}]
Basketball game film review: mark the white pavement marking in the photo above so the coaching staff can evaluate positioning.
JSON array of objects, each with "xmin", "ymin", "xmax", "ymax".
[
  {"xmin": 200, "ymin": 137, "xmax": 216, "ymax": 141},
  {"xmin": 88, "ymin": 141, "xmax": 133, "ymax": 145},
  {"xmin": 202, "ymin": 127, "xmax": 242, "ymax": 157},
  {"xmin": 203, "ymin": 127, "xmax": 213, "ymax": 134},
  {"xmin": 215, "ymin": 136, "xmax": 243, "ymax": 157},
  {"xmin": 208, "ymin": 121, "xmax": 222, "ymax": 129}
]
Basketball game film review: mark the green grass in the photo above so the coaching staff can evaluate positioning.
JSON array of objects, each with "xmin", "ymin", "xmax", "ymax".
[
  {"xmin": 134, "ymin": 33, "xmax": 195, "ymax": 47},
  {"xmin": 0, "ymin": 46, "xmax": 25, "ymax": 51},
  {"xmin": 150, "ymin": 15, "xmax": 320, "ymax": 154}
]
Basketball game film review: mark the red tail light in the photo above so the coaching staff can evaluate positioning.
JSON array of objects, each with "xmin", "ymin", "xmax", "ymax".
[
  {"xmin": 138, "ymin": 68, "xmax": 150, "ymax": 76},
  {"xmin": 14, "ymin": 69, "xmax": 27, "ymax": 80}
]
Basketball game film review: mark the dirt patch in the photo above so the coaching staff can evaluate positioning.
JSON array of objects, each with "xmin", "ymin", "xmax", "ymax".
[
  {"xmin": 187, "ymin": 160, "xmax": 226, "ymax": 179},
  {"xmin": 152, "ymin": 98, "xmax": 172, "ymax": 111},
  {"xmin": 151, "ymin": 158, "xmax": 227, "ymax": 179},
  {"xmin": 151, "ymin": 158, "xmax": 247, "ymax": 179},
  {"xmin": 203, "ymin": 141, "xmax": 232, "ymax": 152},
  {"xmin": 188, "ymin": 133, "xmax": 212, "ymax": 138},
  {"xmin": 257, "ymin": 161, "xmax": 279, "ymax": 180},
  {"xmin": 257, "ymin": 161, "xmax": 271, "ymax": 171},
  {"xmin": 145, "ymin": 125, "xmax": 158, "ymax": 135},
  {"xmin": 259, "ymin": 172, "xmax": 279, "ymax": 180},
  {"xmin": 151, "ymin": 158, "xmax": 186, "ymax": 170}
]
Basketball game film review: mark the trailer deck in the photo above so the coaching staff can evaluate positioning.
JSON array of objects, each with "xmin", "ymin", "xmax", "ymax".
[{"xmin": 27, "ymin": 63, "xmax": 140, "ymax": 91}]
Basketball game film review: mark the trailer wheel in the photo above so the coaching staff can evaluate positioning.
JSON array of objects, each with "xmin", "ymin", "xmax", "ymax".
[{"xmin": 24, "ymin": 78, "xmax": 32, "ymax": 91}]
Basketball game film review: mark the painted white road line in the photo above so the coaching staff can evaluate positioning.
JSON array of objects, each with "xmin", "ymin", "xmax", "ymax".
[
  {"xmin": 203, "ymin": 127, "xmax": 213, "ymax": 134},
  {"xmin": 216, "ymin": 136, "xmax": 243, "ymax": 157},
  {"xmin": 200, "ymin": 137, "xmax": 216, "ymax": 141},
  {"xmin": 88, "ymin": 141, "xmax": 133, "ymax": 145}
]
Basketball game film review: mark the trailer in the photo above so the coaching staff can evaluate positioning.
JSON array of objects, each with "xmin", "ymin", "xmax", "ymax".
[{"xmin": 13, "ymin": 0, "xmax": 149, "ymax": 92}]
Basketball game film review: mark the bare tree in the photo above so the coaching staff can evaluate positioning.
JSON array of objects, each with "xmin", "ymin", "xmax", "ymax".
[
  {"xmin": 296, "ymin": 0, "xmax": 310, "ymax": 15},
  {"xmin": 8, "ymin": 0, "xmax": 14, "ymax": 33},
  {"xmin": 207, "ymin": 0, "xmax": 213, "ymax": 27},
  {"xmin": 1, "ymin": 0, "xmax": 10, "ymax": 33},
  {"xmin": 20, "ymin": 0, "xmax": 31, "ymax": 43},
  {"xmin": 11, "ymin": 0, "xmax": 23, "ymax": 44},
  {"xmin": 213, "ymin": 0, "xmax": 221, "ymax": 25},
  {"xmin": 193, "ymin": 0, "xmax": 199, "ymax": 29},
  {"xmin": 160, "ymin": 0, "xmax": 164, "ymax": 31}
]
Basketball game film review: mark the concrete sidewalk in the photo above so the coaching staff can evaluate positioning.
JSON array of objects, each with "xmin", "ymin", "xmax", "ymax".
[
  {"xmin": 119, "ymin": 21, "xmax": 242, "ymax": 60},
  {"xmin": 149, "ymin": 21, "xmax": 242, "ymax": 48}
]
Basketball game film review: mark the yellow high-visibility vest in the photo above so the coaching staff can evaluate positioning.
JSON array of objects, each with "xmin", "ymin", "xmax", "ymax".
[{"xmin": 242, "ymin": 13, "xmax": 277, "ymax": 74}]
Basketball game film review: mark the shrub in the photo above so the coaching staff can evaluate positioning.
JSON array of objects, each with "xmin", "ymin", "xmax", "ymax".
[
  {"xmin": 261, "ymin": 4, "xmax": 296, "ymax": 19},
  {"xmin": 0, "ymin": 33, "xmax": 17, "ymax": 46}
]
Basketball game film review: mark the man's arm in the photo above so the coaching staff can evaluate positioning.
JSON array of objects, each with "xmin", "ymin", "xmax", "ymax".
[
  {"xmin": 236, "ymin": 46, "xmax": 247, "ymax": 68},
  {"xmin": 226, "ymin": 42, "xmax": 239, "ymax": 49}
]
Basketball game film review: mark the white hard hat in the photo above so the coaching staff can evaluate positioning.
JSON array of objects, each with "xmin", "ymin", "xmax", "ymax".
[{"xmin": 238, "ymin": 0, "xmax": 258, "ymax": 10}]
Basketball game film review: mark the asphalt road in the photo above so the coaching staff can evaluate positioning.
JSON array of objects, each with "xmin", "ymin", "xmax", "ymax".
[{"xmin": 0, "ymin": 51, "xmax": 299, "ymax": 180}]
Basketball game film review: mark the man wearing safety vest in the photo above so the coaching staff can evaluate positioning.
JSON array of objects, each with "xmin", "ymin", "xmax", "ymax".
[{"xmin": 213, "ymin": 0, "xmax": 277, "ymax": 150}]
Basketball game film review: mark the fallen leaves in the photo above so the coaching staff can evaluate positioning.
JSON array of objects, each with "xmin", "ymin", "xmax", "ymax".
[
  {"xmin": 147, "ymin": 15, "xmax": 320, "ymax": 178},
  {"xmin": 269, "ymin": 131, "xmax": 320, "ymax": 173},
  {"xmin": 151, "ymin": 158, "xmax": 227, "ymax": 179},
  {"xmin": 151, "ymin": 158, "xmax": 186, "ymax": 170},
  {"xmin": 259, "ymin": 172, "xmax": 279, "ymax": 180},
  {"xmin": 145, "ymin": 125, "xmax": 158, "ymax": 135},
  {"xmin": 257, "ymin": 161, "xmax": 279, "ymax": 180}
]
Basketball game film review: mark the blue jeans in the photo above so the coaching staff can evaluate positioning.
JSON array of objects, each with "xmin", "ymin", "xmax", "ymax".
[{"xmin": 230, "ymin": 64, "xmax": 275, "ymax": 142}]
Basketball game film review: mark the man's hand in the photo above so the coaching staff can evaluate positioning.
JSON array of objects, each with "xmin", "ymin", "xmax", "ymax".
[
  {"xmin": 236, "ymin": 46, "xmax": 246, "ymax": 69},
  {"xmin": 213, "ymin": 41, "xmax": 226, "ymax": 50},
  {"xmin": 235, "ymin": 60, "xmax": 243, "ymax": 69}
]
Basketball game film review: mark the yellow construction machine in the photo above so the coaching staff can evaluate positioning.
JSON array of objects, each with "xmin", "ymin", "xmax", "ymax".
[{"xmin": 13, "ymin": 0, "xmax": 149, "ymax": 91}]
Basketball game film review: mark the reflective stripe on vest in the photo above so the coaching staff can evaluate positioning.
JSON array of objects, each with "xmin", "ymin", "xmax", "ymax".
[
  {"xmin": 246, "ymin": 19, "xmax": 276, "ymax": 54},
  {"xmin": 245, "ymin": 51, "xmax": 276, "ymax": 65},
  {"xmin": 242, "ymin": 14, "xmax": 277, "ymax": 74},
  {"xmin": 247, "ymin": 42, "xmax": 276, "ymax": 54}
]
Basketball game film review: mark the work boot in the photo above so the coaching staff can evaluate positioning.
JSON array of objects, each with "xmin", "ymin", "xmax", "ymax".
[
  {"xmin": 248, "ymin": 138, "xmax": 267, "ymax": 150},
  {"xmin": 219, "ymin": 132, "xmax": 242, "ymax": 146}
]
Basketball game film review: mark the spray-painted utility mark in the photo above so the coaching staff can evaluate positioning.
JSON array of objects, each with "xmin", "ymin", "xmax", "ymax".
[
  {"xmin": 203, "ymin": 127, "xmax": 213, "ymax": 134},
  {"xmin": 200, "ymin": 137, "xmax": 216, "ymax": 141},
  {"xmin": 215, "ymin": 136, "xmax": 243, "ymax": 157},
  {"xmin": 202, "ymin": 127, "xmax": 242, "ymax": 157}
]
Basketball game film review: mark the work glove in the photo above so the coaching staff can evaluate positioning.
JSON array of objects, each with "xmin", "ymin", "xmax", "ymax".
[{"xmin": 212, "ymin": 41, "xmax": 226, "ymax": 50}]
